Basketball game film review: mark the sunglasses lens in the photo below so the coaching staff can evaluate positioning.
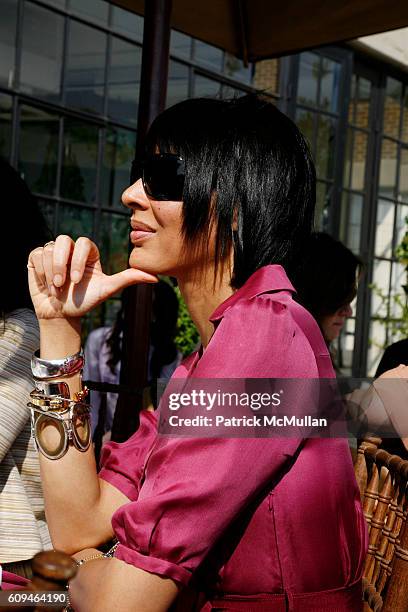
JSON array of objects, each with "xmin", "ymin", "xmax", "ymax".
[
  {"xmin": 35, "ymin": 414, "xmax": 67, "ymax": 460},
  {"xmin": 143, "ymin": 155, "xmax": 185, "ymax": 201},
  {"xmin": 72, "ymin": 405, "xmax": 91, "ymax": 450}
]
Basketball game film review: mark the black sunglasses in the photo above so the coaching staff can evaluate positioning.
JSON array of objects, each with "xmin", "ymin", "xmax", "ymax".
[{"xmin": 130, "ymin": 154, "xmax": 185, "ymax": 201}]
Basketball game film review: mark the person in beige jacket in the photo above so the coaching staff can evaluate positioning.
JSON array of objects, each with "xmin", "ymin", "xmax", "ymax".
[{"xmin": 0, "ymin": 160, "xmax": 52, "ymax": 578}]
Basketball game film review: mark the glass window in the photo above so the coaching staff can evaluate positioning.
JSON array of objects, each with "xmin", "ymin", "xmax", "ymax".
[
  {"xmin": 315, "ymin": 181, "xmax": 330, "ymax": 230},
  {"xmin": 340, "ymin": 192, "xmax": 363, "ymax": 254},
  {"xmin": 99, "ymin": 212, "xmax": 129, "ymax": 275},
  {"xmin": 296, "ymin": 108, "xmax": 314, "ymax": 152},
  {"xmin": 374, "ymin": 199, "xmax": 395, "ymax": 258},
  {"xmin": 108, "ymin": 38, "xmax": 141, "ymax": 125},
  {"xmin": 101, "ymin": 127, "xmax": 136, "ymax": 210},
  {"xmin": 383, "ymin": 77, "xmax": 402, "ymax": 138},
  {"xmin": 193, "ymin": 75, "xmax": 220, "ymax": 98},
  {"xmin": 170, "ymin": 30, "xmax": 192, "ymax": 59},
  {"xmin": 371, "ymin": 259, "xmax": 391, "ymax": 318},
  {"xmin": 58, "ymin": 204, "xmax": 94, "ymax": 239},
  {"xmin": 379, "ymin": 138, "xmax": 397, "ymax": 198},
  {"xmin": 395, "ymin": 204, "xmax": 408, "ymax": 247},
  {"xmin": 367, "ymin": 319, "xmax": 387, "ymax": 376},
  {"xmin": 65, "ymin": 21, "xmax": 107, "ymax": 115},
  {"xmin": 297, "ymin": 52, "xmax": 319, "ymax": 107},
  {"xmin": 253, "ymin": 59, "xmax": 280, "ymax": 95},
  {"xmin": 61, "ymin": 119, "xmax": 99, "ymax": 204},
  {"xmin": 354, "ymin": 78, "xmax": 371, "ymax": 129},
  {"xmin": 0, "ymin": 93, "xmax": 13, "ymax": 162},
  {"xmin": 43, "ymin": 0, "xmax": 66, "ymax": 7},
  {"xmin": 319, "ymin": 58, "xmax": 340, "ymax": 113},
  {"xmin": 224, "ymin": 53, "xmax": 252, "ymax": 84},
  {"xmin": 0, "ymin": 0, "xmax": 18, "ymax": 89},
  {"xmin": 194, "ymin": 40, "xmax": 223, "ymax": 71},
  {"xmin": 111, "ymin": 6, "xmax": 144, "ymax": 40},
  {"xmin": 350, "ymin": 131, "xmax": 367, "ymax": 191},
  {"xmin": 221, "ymin": 85, "xmax": 244, "ymax": 99},
  {"xmin": 402, "ymin": 87, "xmax": 408, "ymax": 143},
  {"xmin": 69, "ymin": 0, "xmax": 109, "ymax": 27},
  {"xmin": 398, "ymin": 147, "xmax": 408, "ymax": 203},
  {"xmin": 166, "ymin": 61, "xmax": 189, "ymax": 108},
  {"xmin": 389, "ymin": 261, "xmax": 407, "ymax": 319},
  {"xmin": 316, "ymin": 116, "xmax": 335, "ymax": 179},
  {"xmin": 20, "ymin": 3, "xmax": 64, "ymax": 101},
  {"xmin": 38, "ymin": 199, "xmax": 56, "ymax": 235},
  {"xmin": 18, "ymin": 105, "xmax": 59, "ymax": 196}
]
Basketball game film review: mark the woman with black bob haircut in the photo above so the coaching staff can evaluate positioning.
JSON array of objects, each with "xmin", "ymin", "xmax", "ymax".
[{"xmin": 24, "ymin": 95, "xmax": 367, "ymax": 611}]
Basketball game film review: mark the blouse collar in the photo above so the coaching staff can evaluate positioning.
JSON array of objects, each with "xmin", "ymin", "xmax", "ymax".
[{"xmin": 209, "ymin": 264, "xmax": 295, "ymax": 323}]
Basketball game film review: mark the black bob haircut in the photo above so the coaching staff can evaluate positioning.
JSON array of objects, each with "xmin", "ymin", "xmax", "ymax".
[
  {"xmin": 292, "ymin": 232, "xmax": 362, "ymax": 319},
  {"xmin": 144, "ymin": 95, "xmax": 316, "ymax": 288}
]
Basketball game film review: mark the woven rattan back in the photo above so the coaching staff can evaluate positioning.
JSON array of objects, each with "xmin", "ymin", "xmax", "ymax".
[{"xmin": 354, "ymin": 436, "xmax": 408, "ymax": 612}]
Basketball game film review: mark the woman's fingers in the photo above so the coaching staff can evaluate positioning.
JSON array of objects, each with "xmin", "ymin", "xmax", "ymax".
[
  {"xmin": 42, "ymin": 242, "xmax": 56, "ymax": 293},
  {"xmin": 53, "ymin": 235, "xmax": 75, "ymax": 287},
  {"xmin": 70, "ymin": 237, "xmax": 99, "ymax": 284},
  {"xmin": 28, "ymin": 246, "xmax": 47, "ymax": 291}
]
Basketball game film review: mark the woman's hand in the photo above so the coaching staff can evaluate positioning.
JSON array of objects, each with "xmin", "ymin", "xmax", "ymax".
[{"xmin": 28, "ymin": 235, "xmax": 158, "ymax": 321}]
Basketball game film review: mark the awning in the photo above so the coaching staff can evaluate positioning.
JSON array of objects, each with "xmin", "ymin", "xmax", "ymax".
[{"xmin": 111, "ymin": 0, "xmax": 408, "ymax": 61}]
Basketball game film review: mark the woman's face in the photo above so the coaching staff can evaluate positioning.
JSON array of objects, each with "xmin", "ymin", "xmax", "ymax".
[
  {"xmin": 121, "ymin": 178, "xmax": 214, "ymax": 278},
  {"xmin": 319, "ymin": 303, "xmax": 353, "ymax": 343}
]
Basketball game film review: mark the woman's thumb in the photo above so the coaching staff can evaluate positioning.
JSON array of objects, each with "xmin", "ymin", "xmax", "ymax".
[{"xmin": 103, "ymin": 268, "xmax": 158, "ymax": 296}]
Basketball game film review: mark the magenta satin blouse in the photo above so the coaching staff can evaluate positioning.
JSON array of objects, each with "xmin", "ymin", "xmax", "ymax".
[{"xmin": 98, "ymin": 265, "xmax": 367, "ymax": 610}]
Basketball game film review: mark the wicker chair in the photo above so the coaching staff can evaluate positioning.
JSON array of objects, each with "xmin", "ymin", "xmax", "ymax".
[{"xmin": 354, "ymin": 436, "xmax": 408, "ymax": 612}]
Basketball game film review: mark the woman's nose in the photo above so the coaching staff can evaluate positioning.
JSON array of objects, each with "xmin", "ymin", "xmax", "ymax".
[{"xmin": 121, "ymin": 179, "xmax": 150, "ymax": 210}]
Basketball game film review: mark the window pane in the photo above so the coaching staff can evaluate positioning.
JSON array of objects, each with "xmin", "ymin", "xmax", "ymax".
[
  {"xmin": 43, "ymin": 0, "xmax": 66, "ymax": 7},
  {"xmin": 224, "ymin": 53, "xmax": 252, "ymax": 84},
  {"xmin": 166, "ymin": 60, "xmax": 189, "ymax": 108},
  {"xmin": 70, "ymin": 0, "xmax": 109, "ymax": 27},
  {"xmin": 340, "ymin": 192, "xmax": 363, "ymax": 254},
  {"xmin": 58, "ymin": 204, "xmax": 94, "ymax": 239},
  {"xmin": 18, "ymin": 105, "xmax": 59, "ymax": 196},
  {"xmin": 315, "ymin": 181, "xmax": 330, "ymax": 231},
  {"xmin": 99, "ymin": 212, "xmax": 129, "ymax": 275},
  {"xmin": 395, "ymin": 204, "xmax": 408, "ymax": 248},
  {"xmin": 390, "ymin": 261, "xmax": 406, "ymax": 319},
  {"xmin": 348, "ymin": 74, "xmax": 356, "ymax": 124},
  {"xmin": 296, "ymin": 108, "xmax": 314, "ymax": 152},
  {"xmin": 0, "ymin": 0, "xmax": 17, "ymax": 89},
  {"xmin": 193, "ymin": 75, "xmax": 220, "ymax": 98},
  {"xmin": 111, "ymin": 6, "xmax": 144, "ymax": 40},
  {"xmin": 297, "ymin": 52, "xmax": 319, "ymax": 107},
  {"xmin": 379, "ymin": 138, "xmax": 397, "ymax": 198},
  {"xmin": 170, "ymin": 30, "xmax": 192, "ymax": 59},
  {"xmin": 316, "ymin": 116, "xmax": 336, "ymax": 179},
  {"xmin": 38, "ymin": 199, "xmax": 56, "ymax": 235},
  {"xmin": 398, "ymin": 147, "xmax": 408, "ymax": 204},
  {"xmin": 0, "ymin": 93, "xmax": 13, "ymax": 161},
  {"xmin": 367, "ymin": 319, "xmax": 387, "ymax": 376},
  {"xmin": 355, "ymin": 77, "xmax": 371, "ymax": 129},
  {"xmin": 403, "ymin": 87, "xmax": 408, "ymax": 143},
  {"xmin": 65, "ymin": 21, "xmax": 107, "ymax": 115},
  {"xmin": 20, "ymin": 3, "xmax": 64, "ymax": 101},
  {"xmin": 350, "ymin": 131, "xmax": 367, "ymax": 191},
  {"xmin": 253, "ymin": 59, "xmax": 280, "ymax": 95},
  {"xmin": 194, "ymin": 40, "xmax": 223, "ymax": 71},
  {"xmin": 343, "ymin": 129, "xmax": 352, "ymax": 188},
  {"xmin": 383, "ymin": 77, "xmax": 402, "ymax": 138},
  {"xmin": 61, "ymin": 119, "xmax": 99, "ymax": 203},
  {"xmin": 108, "ymin": 38, "xmax": 141, "ymax": 125},
  {"xmin": 221, "ymin": 85, "xmax": 244, "ymax": 99},
  {"xmin": 319, "ymin": 58, "xmax": 340, "ymax": 113},
  {"xmin": 371, "ymin": 259, "xmax": 391, "ymax": 318},
  {"xmin": 375, "ymin": 199, "xmax": 395, "ymax": 258},
  {"xmin": 101, "ymin": 127, "xmax": 136, "ymax": 210}
]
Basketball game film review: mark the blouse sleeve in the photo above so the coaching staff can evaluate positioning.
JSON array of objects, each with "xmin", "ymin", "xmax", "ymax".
[{"xmin": 110, "ymin": 295, "xmax": 316, "ymax": 585}]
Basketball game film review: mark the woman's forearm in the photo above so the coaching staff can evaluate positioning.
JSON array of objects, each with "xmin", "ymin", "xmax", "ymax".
[{"xmin": 37, "ymin": 319, "xmax": 112, "ymax": 552}]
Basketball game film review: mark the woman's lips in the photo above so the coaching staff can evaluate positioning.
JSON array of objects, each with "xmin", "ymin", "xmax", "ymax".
[{"xmin": 130, "ymin": 230, "xmax": 155, "ymax": 243}]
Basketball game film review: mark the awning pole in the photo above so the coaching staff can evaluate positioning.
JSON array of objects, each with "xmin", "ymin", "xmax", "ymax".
[{"xmin": 112, "ymin": 0, "xmax": 173, "ymax": 442}]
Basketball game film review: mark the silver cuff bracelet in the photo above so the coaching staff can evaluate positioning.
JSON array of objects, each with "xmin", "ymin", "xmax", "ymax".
[{"xmin": 31, "ymin": 349, "xmax": 84, "ymax": 380}]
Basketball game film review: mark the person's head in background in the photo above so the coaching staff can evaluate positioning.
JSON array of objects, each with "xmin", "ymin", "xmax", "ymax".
[
  {"xmin": 0, "ymin": 158, "xmax": 52, "ymax": 317},
  {"xmin": 292, "ymin": 232, "xmax": 362, "ymax": 344}
]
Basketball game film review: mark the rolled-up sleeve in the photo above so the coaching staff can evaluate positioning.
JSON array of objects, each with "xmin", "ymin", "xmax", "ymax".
[
  {"xmin": 109, "ymin": 296, "xmax": 315, "ymax": 584},
  {"xmin": 98, "ymin": 410, "xmax": 158, "ymax": 501}
]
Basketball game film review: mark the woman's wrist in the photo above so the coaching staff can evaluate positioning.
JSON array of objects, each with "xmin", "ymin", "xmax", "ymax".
[{"xmin": 39, "ymin": 318, "xmax": 81, "ymax": 360}]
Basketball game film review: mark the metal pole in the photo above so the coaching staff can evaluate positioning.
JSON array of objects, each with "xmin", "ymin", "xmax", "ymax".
[{"xmin": 111, "ymin": 0, "xmax": 172, "ymax": 442}]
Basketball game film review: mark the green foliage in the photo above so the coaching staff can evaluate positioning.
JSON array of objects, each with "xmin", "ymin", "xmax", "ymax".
[
  {"xmin": 174, "ymin": 286, "xmax": 200, "ymax": 356},
  {"xmin": 395, "ymin": 216, "xmax": 408, "ymax": 266}
]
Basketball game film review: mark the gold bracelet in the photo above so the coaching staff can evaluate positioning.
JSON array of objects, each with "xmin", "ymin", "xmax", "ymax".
[{"xmin": 75, "ymin": 553, "xmax": 105, "ymax": 566}]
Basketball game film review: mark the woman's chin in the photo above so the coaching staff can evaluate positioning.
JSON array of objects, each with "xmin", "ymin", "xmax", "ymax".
[{"xmin": 129, "ymin": 251, "xmax": 167, "ymax": 276}]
